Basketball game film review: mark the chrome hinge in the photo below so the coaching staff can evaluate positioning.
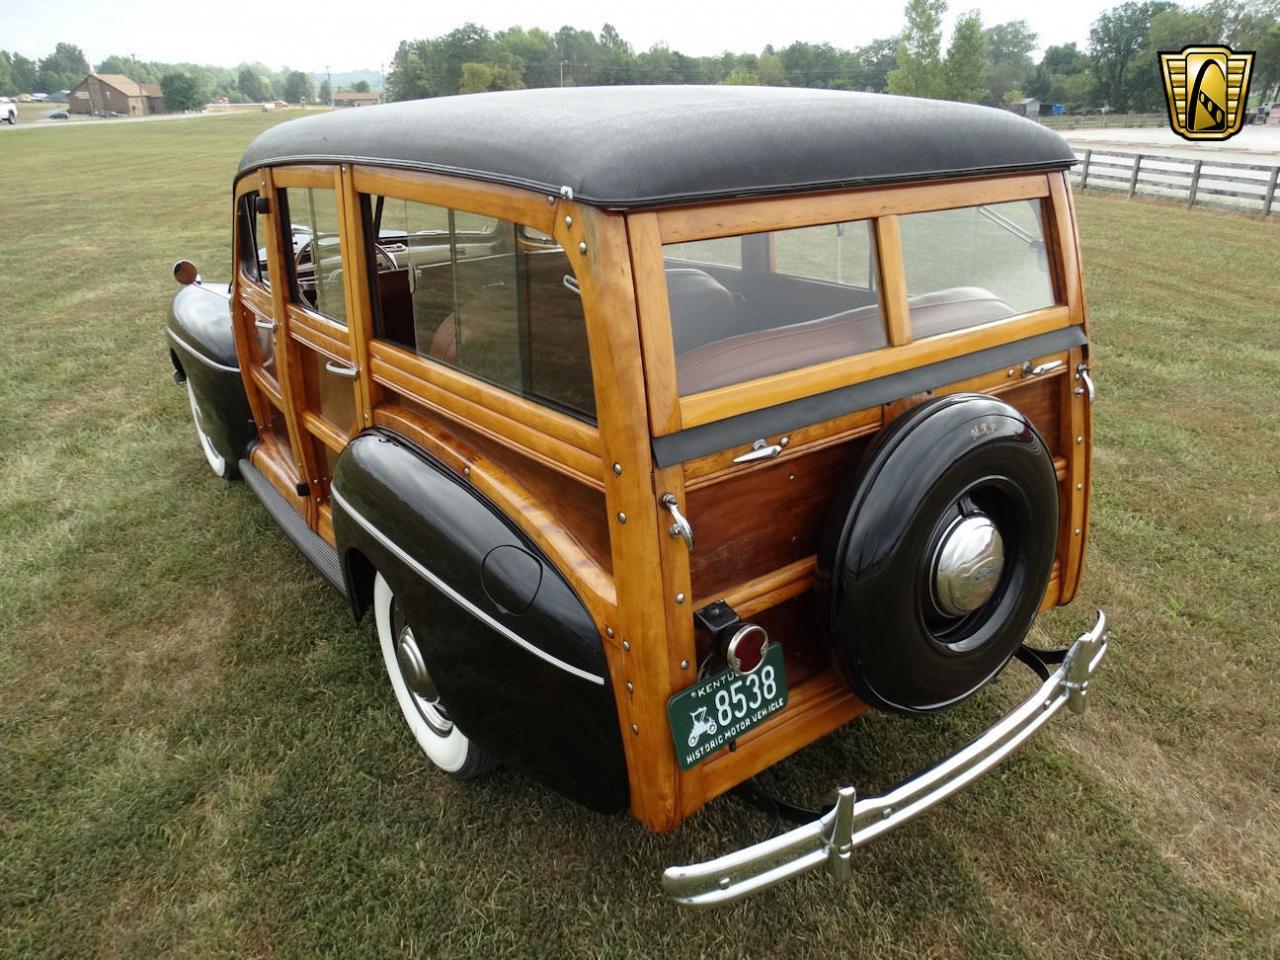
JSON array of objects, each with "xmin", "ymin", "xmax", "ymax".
[
  {"xmin": 1075, "ymin": 363, "xmax": 1096, "ymax": 404},
  {"xmin": 660, "ymin": 493, "xmax": 694, "ymax": 549}
]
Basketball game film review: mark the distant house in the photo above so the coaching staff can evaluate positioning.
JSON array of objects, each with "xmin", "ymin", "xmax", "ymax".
[
  {"xmin": 68, "ymin": 74, "xmax": 164, "ymax": 116},
  {"xmin": 1004, "ymin": 97, "xmax": 1041, "ymax": 118},
  {"xmin": 332, "ymin": 91, "xmax": 383, "ymax": 108}
]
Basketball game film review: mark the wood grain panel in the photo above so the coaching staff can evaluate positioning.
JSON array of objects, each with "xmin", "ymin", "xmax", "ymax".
[{"xmin": 686, "ymin": 436, "xmax": 869, "ymax": 600}]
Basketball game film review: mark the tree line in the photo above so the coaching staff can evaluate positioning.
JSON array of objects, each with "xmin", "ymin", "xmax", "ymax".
[
  {"xmin": 3, "ymin": 1, "xmax": 1276, "ymax": 114},
  {"xmin": 385, "ymin": 2, "xmax": 1278, "ymax": 111}
]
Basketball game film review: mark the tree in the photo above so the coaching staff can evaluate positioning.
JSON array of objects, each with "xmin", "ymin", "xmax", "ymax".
[
  {"xmin": 159, "ymin": 72, "xmax": 206, "ymax": 111},
  {"xmin": 36, "ymin": 42, "xmax": 90, "ymax": 93},
  {"xmin": 983, "ymin": 20, "xmax": 1037, "ymax": 104},
  {"xmin": 944, "ymin": 11, "xmax": 987, "ymax": 101},
  {"xmin": 10, "ymin": 53, "xmax": 37, "ymax": 94},
  {"xmin": 1088, "ymin": 2, "xmax": 1176, "ymax": 111},
  {"xmin": 318, "ymin": 78, "xmax": 331, "ymax": 103},
  {"xmin": 887, "ymin": 0, "xmax": 947, "ymax": 98},
  {"xmin": 237, "ymin": 66, "xmax": 272, "ymax": 102},
  {"xmin": 458, "ymin": 62, "xmax": 524, "ymax": 93},
  {"xmin": 352, "ymin": 79, "xmax": 371, "ymax": 93},
  {"xmin": 851, "ymin": 37, "xmax": 900, "ymax": 92},
  {"xmin": 1029, "ymin": 42, "xmax": 1093, "ymax": 107},
  {"xmin": 282, "ymin": 70, "xmax": 314, "ymax": 103},
  {"xmin": 0, "ymin": 52, "xmax": 12, "ymax": 96}
]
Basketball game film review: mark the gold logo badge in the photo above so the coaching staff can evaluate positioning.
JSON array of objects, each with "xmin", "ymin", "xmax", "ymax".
[{"xmin": 1159, "ymin": 45, "xmax": 1254, "ymax": 141}]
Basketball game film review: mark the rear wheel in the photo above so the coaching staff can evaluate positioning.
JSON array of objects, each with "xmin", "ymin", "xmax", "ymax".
[{"xmin": 373, "ymin": 573, "xmax": 497, "ymax": 778}]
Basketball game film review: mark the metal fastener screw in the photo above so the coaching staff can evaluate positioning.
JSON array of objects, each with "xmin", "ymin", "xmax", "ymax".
[
  {"xmin": 625, "ymin": 681, "xmax": 634, "ymax": 694},
  {"xmin": 1007, "ymin": 368, "xmax": 1016, "ymax": 377},
  {"xmin": 788, "ymin": 474, "xmax": 795, "ymax": 482},
  {"xmin": 617, "ymin": 512, "xmax": 627, "ymax": 523},
  {"xmin": 463, "ymin": 466, "xmax": 470, "ymax": 476},
  {"xmin": 1075, "ymin": 528, "xmax": 1082, "ymax": 536},
  {"xmin": 622, "ymin": 640, "xmax": 631, "ymax": 652},
  {"xmin": 630, "ymin": 723, "xmax": 640, "ymax": 735},
  {"xmin": 564, "ymin": 215, "xmax": 573, "ymax": 227},
  {"xmin": 546, "ymin": 195, "xmax": 556, "ymax": 205},
  {"xmin": 612, "ymin": 463, "xmax": 622, "ymax": 476},
  {"xmin": 578, "ymin": 241, "xmax": 588, "ymax": 254},
  {"xmin": 718, "ymin": 876, "xmax": 732, "ymax": 890},
  {"xmin": 675, "ymin": 593, "xmax": 686, "ymax": 604},
  {"xmin": 680, "ymin": 659, "xmax": 690, "ymax": 670},
  {"xmin": 1077, "ymin": 482, "xmax": 1084, "ymax": 490},
  {"xmin": 1076, "ymin": 435, "xmax": 1084, "ymax": 444},
  {"xmin": 779, "ymin": 436, "xmax": 790, "ymax": 447},
  {"xmin": 606, "ymin": 626, "xmax": 615, "ymax": 638}
]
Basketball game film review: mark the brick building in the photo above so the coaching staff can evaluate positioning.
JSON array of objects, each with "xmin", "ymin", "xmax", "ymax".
[{"xmin": 68, "ymin": 74, "xmax": 164, "ymax": 116}]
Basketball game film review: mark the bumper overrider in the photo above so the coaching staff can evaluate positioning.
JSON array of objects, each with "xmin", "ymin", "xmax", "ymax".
[{"xmin": 662, "ymin": 610, "xmax": 1109, "ymax": 907}]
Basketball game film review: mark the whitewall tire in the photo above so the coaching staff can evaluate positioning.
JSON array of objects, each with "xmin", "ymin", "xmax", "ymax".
[
  {"xmin": 373, "ymin": 572, "xmax": 496, "ymax": 778},
  {"xmin": 186, "ymin": 380, "xmax": 229, "ymax": 479}
]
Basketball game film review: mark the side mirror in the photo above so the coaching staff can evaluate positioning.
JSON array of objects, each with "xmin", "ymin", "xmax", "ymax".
[{"xmin": 173, "ymin": 260, "xmax": 199, "ymax": 286}]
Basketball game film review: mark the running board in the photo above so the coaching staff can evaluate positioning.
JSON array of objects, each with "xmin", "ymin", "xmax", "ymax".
[{"xmin": 240, "ymin": 458, "xmax": 346, "ymax": 595}]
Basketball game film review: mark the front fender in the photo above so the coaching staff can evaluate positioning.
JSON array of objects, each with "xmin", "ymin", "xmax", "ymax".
[
  {"xmin": 166, "ymin": 283, "xmax": 256, "ymax": 466},
  {"xmin": 332, "ymin": 430, "xmax": 629, "ymax": 814}
]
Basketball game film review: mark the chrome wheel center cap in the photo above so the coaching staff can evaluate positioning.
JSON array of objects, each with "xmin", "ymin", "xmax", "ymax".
[
  {"xmin": 932, "ymin": 515, "xmax": 1005, "ymax": 617},
  {"xmin": 395, "ymin": 626, "xmax": 437, "ymax": 700}
]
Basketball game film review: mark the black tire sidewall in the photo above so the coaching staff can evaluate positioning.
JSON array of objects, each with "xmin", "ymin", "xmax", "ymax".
[{"xmin": 824, "ymin": 396, "xmax": 1058, "ymax": 714}]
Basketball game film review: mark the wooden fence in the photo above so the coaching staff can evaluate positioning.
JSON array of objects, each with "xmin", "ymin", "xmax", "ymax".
[
  {"xmin": 1071, "ymin": 148, "xmax": 1280, "ymax": 217},
  {"xmin": 1041, "ymin": 113, "xmax": 1166, "ymax": 130}
]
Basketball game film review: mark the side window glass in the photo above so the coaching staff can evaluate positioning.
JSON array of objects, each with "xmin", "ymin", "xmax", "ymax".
[
  {"xmin": 774, "ymin": 221, "xmax": 875, "ymax": 289},
  {"xmin": 898, "ymin": 199, "xmax": 1055, "ymax": 339},
  {"xmin": 237, "ymin": 192, "xmax": 270, "ymax": 290},
  {"xmin": 282, "ymin": 187, "xmax": 347, "ymax": 325},
  {"xmin": 366, "ymin": 195, "xmax": 596, "ymax": 421}
]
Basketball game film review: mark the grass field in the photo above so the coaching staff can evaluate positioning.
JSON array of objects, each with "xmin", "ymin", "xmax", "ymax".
[{"xmin": 1, "ymin": 111, "xmax": 1278, "ymax": 959}]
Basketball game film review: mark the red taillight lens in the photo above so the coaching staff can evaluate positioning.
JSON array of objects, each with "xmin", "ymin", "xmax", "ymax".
[{"xmin": 726, "ymin": 624, "xmax": 769, "ymax": 675}]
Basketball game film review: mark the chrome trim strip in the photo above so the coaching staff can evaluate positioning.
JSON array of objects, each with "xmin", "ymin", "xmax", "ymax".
[
  {"xmin": 165, "ymin": 328, "xmax": 241, "ymax": 374},
  {"xmin": 330, "ymin": 486, "xmax": 607, "ymax": 687},
  {"xmin": 662, "ymin": 610, "xmax": 1109, "ymax": 907}
]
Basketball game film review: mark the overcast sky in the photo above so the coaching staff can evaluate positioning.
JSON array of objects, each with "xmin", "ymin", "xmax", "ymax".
[{"xmin": 12, "ymin": 0, "xmax": 1123, "ymax": 73}]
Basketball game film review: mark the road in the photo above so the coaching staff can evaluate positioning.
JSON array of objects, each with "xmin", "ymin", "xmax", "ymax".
[{"xmin": 1062, "ymin": 124, "xmax": 1280, "ymax": 165}]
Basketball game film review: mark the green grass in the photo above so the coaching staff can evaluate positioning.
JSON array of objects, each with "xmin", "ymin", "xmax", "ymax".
[{"xmin": 1, "ymin": 113, "xmax": 1278, "ymax": 959}]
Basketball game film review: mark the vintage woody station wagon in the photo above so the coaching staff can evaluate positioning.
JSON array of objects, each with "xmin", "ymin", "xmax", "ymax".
[{"xmin": 166, "ymin": 86, "xmax": 1108, "ymax": 905}]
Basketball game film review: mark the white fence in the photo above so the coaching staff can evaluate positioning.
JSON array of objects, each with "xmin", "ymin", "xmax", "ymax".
[{"xmin": 1071, "ymin": 148, "xmax": 1280, "ymax": 216}]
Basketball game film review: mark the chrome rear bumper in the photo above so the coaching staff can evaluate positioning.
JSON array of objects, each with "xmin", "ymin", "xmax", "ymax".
[{"xmin": 662, "ymin": 610, "xmax": 1109, "ymax": 907}]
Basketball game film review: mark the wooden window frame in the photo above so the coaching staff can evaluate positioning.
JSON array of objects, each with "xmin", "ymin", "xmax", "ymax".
[
  {"xmin": 349, "ymin": 164, "xmax": 604, "ymax": 483},
  {"xmin": 632, "ymin": 172, "xmax": 1076, "ymax": 434}
]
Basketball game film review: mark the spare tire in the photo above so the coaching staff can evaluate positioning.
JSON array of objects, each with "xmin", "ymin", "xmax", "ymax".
[{"xmin": 816, "ymin": 393, "xmax": 1059, "ymax": 714}]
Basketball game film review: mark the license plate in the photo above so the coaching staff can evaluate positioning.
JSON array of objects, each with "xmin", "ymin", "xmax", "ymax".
[{"xmin": 667, "ymin": 644, "xmax": 788, "ymax": 770}]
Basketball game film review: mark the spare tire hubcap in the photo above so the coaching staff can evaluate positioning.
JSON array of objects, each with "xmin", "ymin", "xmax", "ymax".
[{"xmin": 932, "ymin": 515, "xmax": 1005, "ymax": 617}]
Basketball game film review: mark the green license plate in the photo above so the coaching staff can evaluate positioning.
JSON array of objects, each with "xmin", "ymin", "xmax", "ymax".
[{"xmin": 667, "ymin": 644, "xmax": 788, "ymax": 770}]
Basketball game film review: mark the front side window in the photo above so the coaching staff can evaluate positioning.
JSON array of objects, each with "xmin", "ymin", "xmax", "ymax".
[
  {"xmin": 236, "ymin": 191, "xmax": 270, "ymax": 289},
  {"xmin": 664, "ymin": 220, "xmax": 883, "ymax": 395},
  {"xmin": 365, "ymin": 195, "xmax": 595, "ymax": 421},
  {"xmin": 898, "ymin": 199, "xmax": 1056, "ymax": 339},
  {"xmin": 282, "ymin": 186, "xmax": 347, "ymax": 324}
]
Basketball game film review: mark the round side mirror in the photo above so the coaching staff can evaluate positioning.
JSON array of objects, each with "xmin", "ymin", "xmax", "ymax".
[{"xmin": 173, "ymin": 260, "xmax": 199, "ymax": 286}]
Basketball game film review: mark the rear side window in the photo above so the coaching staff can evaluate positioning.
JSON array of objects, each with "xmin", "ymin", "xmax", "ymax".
[
  {"xmin": 898, "ymin": 199, "xmax": 1056, "ymax": 339},
  {"xmin": 236, "ymin": 192, "xmax": 270, "ymax": 289},
  {"xmin": 281, "ymin": 187, "xmax": 348, "ymax": 324},
  {"xmin": 365, "ymin": 194, "xmax": 596, "ymax": 422},
  {"xmin": 664, "ymin": 220, "xmax": 883, "ymax": 396}
]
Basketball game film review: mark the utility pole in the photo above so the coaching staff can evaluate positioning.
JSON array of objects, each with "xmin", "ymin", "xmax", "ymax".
[
  {"xmin": 326, "ymin": 64, "xmax": 333, "ymax": 108},
  {"xmin": 560, "ymin": 60, "xmax": 567, "ymax": 87}
]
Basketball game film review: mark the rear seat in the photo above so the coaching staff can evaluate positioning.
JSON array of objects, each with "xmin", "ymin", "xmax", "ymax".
[{"xmin": 676, "ymin": 286, "xmax": 1014, "ymax": 394}]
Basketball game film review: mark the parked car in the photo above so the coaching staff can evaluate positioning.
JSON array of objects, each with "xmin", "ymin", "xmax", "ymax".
[
  {"xmin": 166, "ymin": 86, "xmax": 1107, "ymax": 906},
  {"xmin": 1, "ymin": 99, "xmax": 16, "ymax": 125},
  {"xmin": 46, "ymin": 110, "xmax": 68, "ymax": 120}
]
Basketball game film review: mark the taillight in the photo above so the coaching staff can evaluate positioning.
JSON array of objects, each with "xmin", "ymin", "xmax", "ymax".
[{"xmin": 725, "ymin": 623, "xmax": 770, "ymax": 675}]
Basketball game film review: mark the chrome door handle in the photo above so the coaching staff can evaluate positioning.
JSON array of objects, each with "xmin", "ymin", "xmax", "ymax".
[
  {"xmin": 562, "ymin": 274, "xmax": 581, "ymax": 296},
  {"xmin": 660, "ymin": 493, "xmax": 694, "ymax": 549},
  {"xmin": 254, "ymin": 317, "xmax": 276, "ymax": 331},
  {"xmin": 1021, "ymin": 359, "xmax": 1064, "ymax": 378},
  {"xmin": 1075, "ymin": 364, "xmax": 1096, "ymax": 404},
  {"xmin": 732, "ymin": 437, "xmax": 788, "ymax": 464},
  {"xmin": 324, "ymin": 359, "xmax": 359, "ymax": 380}
]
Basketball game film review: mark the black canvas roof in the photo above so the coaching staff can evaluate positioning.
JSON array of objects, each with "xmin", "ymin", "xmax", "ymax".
[{"xmin": 238, "ymin": 86, "xmax": 1076, "ymax": 209}]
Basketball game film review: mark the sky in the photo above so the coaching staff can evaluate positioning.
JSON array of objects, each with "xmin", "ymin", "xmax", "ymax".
[{"xmin": 8, "ymin": 0, "xmax": 1124, "ymax": 74}]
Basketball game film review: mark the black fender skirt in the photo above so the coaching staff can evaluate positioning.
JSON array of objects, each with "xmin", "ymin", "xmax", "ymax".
[
  {"xmin": 331, "ymin": 430, "xmax": 629, "ymax": 814},
  {"xmin": 166, "ymin": 284, "xmax": 256, "ymax": 465}
]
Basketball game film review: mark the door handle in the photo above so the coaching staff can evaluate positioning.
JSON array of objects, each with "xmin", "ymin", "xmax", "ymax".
[
  {"xmin": 1075, "ymin": 364, "xmax": 1096, "ymax": 404},
  {"xmin": 732, "ymin": 437, "xmax": 788, "ymax": 464},
  {"xmin": 660, "ymin": 493, "xmax": 694, "ymax": 549},
  {"xmin": 324, "ymin": 359, "xmax": 359, "ymax": 380},
  {"xmin": 254, "ymin": 317, "xmax": 276, "ymax": 332},
  {"xmin": 1021, "ymin": 359, "xmax": 1064, "ymax": 378}
]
